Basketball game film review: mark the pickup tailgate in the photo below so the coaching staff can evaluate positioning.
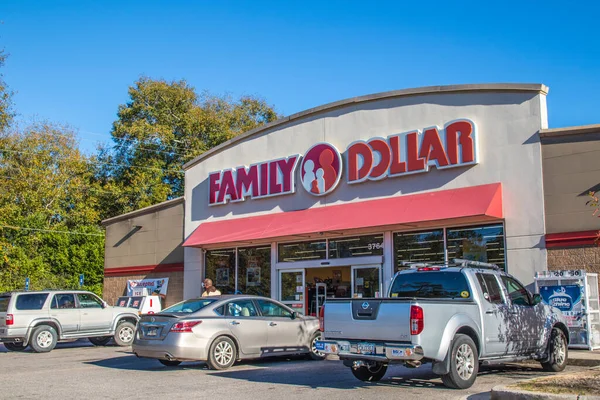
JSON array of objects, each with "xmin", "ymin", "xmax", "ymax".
[{"xmin": 323, "ymin": 299, "xmax": 412, "ymax": 342}]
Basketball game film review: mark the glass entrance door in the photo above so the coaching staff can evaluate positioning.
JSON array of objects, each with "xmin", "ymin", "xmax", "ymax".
[
  {"xmin": 279, "ymin": 269, "xmax": 306, "ymax": 315},
  {"xmin": 352, "ymin": 265, "xmax": 382, "ymax": 298}
]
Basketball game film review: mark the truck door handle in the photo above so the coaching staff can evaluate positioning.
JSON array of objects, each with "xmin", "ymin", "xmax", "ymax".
[
  {"xmin": 230, "ymin": 321, "xmax": 240, "ymax": 325},
  {"xmin": 485, "ymin": 310, "xmax": 495, "ymax": 314},
  {"xmin": 269, "ymin": 322, "xmax": 277, "ymax": 327}
]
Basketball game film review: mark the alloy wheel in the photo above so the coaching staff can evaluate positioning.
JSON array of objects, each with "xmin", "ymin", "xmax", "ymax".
[
  {"xmin": 553, "ymin": 334, "xmax": 566, "ymax": 366},
  {"xmin": 456, "ymin": 343, "xmax": 475, "ymax": 380},
  {"xmin": 36, "ymin": 331, "xmax": 54, "ymax": 348},
  {"xmin": 311, "ymin": 335, "xmax": 325, "ymax": 357},
  {"xmin": 214, "ymin": 341, "xmax": 234, "ymax": 366},
  {"xmin": 119, "ymin": 326, "xmax": 134, "ymax": 343}
]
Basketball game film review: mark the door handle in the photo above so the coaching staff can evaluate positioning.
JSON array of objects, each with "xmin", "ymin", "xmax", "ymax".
[
  {"xmin": 485, "ymin": 310, "xmax": 495, "ymax": 314},
  {"xmin": 230, "ymin": 321, "xmax": 240, "ymax": 325},
  {"xmin": 269, "ymin": 322, "xmax": 277, "ymax": 327}
]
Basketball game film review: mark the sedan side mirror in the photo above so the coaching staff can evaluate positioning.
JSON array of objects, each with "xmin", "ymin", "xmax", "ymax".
[{"xmin": 533, "ymin": 294, "xmax": 543, "ymax": 305}]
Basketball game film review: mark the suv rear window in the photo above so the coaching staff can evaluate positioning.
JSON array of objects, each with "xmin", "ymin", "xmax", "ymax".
[
  {"xmin": 15, "ymin": 293, "xmax": 49, "ymax": 310},
  {"xmin": 390, "ymin": 271, "xmax": 472, "ymax": 299},
  {"xmin": 0, "ymin": 296, "xmax": 10, "ymax": 312}
]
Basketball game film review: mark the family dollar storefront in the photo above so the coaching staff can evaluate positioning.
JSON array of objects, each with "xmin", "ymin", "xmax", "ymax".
[{"xmin": 181, "ymin": 83, "xmax": 549, "ymax": 316}]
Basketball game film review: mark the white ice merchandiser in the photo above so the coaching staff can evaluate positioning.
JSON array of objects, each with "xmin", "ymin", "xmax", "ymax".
[{"xmin": 535, "ymin": 270, "xmax": 600, "ymax": 350}]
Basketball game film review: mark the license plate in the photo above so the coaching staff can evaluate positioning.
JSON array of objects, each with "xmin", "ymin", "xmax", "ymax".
[
  {"xmin": 356, "ymin": 343, "xmax": 375, "ymax": 354},
  {"xmin": 146, "ymin": 327, "xmax": 158, "ymax": 337}
]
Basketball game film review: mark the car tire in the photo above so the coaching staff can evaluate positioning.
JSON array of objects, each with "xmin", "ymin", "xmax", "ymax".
[
  {"xmin": 308, "ymin": 332, "xmax": 326, "ymax": 361},
  {"xmin": 3, "ymin": 342, "xmax": 28, "ymax": 352},
  {"xmin": 350, "ymin": 362, "xmax": 388, "ymax": 382},
  {"xmin": 30, "ymin": 325, "xmax": 58, "ymax": 353},
  {"xmin": 207, "ymin": 336, "xmax": 237, "ymax": 370},
  {"xmin": 113, "ymin": 321, "xmax": 136, "ymax": 347},
  {"xmin": 89, "ymin": 336, "xmax": 112, "ymax": 346},
  {"xmin": 541, "ymin": 328, "xmax": 568, "ymax": 372},
  {"xmin": 441, "ymin": 334, "xmax": 479, "ymax": 389},
  {"xmin": 159, "ymin": 359, "xmax": 182, "ymax": 367}
]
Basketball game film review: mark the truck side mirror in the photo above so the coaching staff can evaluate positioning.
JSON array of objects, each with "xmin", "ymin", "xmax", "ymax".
[
  {"xmin": 533, "ymin": 294, "xmax": 542, "ymax": 305},
  {"xmin": 290, "ymin": 311, "xmax": 298, "ymax": 320}
]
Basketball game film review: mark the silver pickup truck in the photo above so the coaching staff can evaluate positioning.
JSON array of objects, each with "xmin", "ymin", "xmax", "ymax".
[{"xmin": 316, "ymin": 260, "xmax": 569, "ymax": 389}]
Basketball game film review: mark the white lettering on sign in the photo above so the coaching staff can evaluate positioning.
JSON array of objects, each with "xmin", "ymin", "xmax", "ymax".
[{"xmin": 209, "ymin": 155, "xmax": 300, "ymax": 206}]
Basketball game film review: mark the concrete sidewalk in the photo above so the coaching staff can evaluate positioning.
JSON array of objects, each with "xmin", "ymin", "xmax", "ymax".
[{"xmin": 567, "ymin": 350, "xmax": 600, "ymax": 367}]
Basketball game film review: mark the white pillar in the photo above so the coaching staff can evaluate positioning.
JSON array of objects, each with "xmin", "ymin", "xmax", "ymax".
[
  {"xmin": 184, "ymin": 247, "xmax": 204, "ymax": 299},
  {"xmin": 270, "ymin": 242, "xmax": 277, "ymax": 299},
  {"xmin": 383, "ymin": 231, "xmax": 394, "ymax": 295}
]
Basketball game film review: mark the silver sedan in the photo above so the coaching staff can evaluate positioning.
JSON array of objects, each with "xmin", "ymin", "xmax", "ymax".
[{"xmin": 132, "ymin": 295, "xmax": 325, "ymax": 370}]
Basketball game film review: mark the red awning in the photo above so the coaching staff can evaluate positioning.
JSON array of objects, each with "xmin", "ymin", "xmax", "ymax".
[{"xmin": 183, "ymin": 183, "xmax": 503, "ymax": 247}]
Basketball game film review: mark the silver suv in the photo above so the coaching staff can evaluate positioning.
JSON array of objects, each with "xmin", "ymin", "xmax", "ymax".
[{"xmin": 0, "ymin": 290, "xmax": 139, "ymax": 353}]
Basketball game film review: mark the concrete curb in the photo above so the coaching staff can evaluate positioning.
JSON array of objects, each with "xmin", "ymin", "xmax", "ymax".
[{"xmin": 491, "ymin": 381, "xmax": 600, "ymax": 400}]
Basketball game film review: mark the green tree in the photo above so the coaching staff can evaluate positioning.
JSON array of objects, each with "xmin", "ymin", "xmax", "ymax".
[
  {"xmin": 0, "ymin": 123, "xmax": 105, "ymax": 294},
  {"xmin": 97, "ymin": 77, "xmax": 279, "ymax": 219},
  {"xmin": 0, "ymin": 49, "xmax": 14, "ymax": 132}
]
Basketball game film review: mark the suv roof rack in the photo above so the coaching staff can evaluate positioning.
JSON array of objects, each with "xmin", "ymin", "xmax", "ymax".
[{"xmin": 452, "ymin": 258, "xmax": 500, "ymax": 270}]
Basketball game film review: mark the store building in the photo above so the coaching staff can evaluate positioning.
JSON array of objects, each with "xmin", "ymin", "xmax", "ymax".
[
  {"xmin": 101, "ymin": 84, "xmax": 600, "ymax": 314},
  {"xmin": 101, "ymin": 197, "xmax": 184, "ymax": 307},
  {"xmin": 180, "ymin": 83, "xmax": 549, "ymax": 316}
]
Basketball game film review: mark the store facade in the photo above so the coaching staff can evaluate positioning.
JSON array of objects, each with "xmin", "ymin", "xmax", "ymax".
[{"xmin": 180, "ymin": 84, "xmax": 549, "ymax": 315}]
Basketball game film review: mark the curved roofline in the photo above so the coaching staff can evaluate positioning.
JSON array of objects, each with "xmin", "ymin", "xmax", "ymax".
[{"xmin": 183, "ymin": 83, "xmax": 548, "ymax": 171}]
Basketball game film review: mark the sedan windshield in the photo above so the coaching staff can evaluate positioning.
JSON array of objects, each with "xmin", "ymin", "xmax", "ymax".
[{"xmin": 162, "ymin": 298, "xmax": 216, "ymax": 314}]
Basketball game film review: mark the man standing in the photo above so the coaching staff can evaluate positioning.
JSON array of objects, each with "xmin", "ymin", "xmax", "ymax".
[{"xmin": 202, "ymin": 278, "xmax": 222, "ymax": 297}]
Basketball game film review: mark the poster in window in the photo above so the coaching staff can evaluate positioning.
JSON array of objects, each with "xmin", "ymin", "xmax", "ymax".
[
  {"xmin": 246, "ymin": 266, "xmax": 261, "ymax": 287},
  {"xmin": 462, "ymin": 239, "xmax": 487, "ymax": 262},
  {"xmin": 216, "ymin": 268, "xmax": 230, "ymax": 286}
]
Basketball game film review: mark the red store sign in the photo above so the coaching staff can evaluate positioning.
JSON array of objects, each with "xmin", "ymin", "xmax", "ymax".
[{"xmin": 208, "ymin": 119, "xmax": 477, "ymax": 206}]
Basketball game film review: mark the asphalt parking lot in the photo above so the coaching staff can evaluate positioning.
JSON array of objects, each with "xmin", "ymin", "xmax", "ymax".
[{"xmin": 0, "ymin": 341, "xmax": 587, "ymax": 400}]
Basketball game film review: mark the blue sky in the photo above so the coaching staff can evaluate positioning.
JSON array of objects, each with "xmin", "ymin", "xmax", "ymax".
[{"xmin": 1, "ymin": 1, "xmax": 599, "ymax": 153}]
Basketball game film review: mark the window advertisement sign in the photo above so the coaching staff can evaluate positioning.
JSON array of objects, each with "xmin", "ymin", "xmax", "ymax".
[
  {"xmin": 540, "ymin": 285, "xmax": 584, "ymax": 328},
  {"xmin": 126, "ymin": 278, "xmax": 169, "ymax": 297}
]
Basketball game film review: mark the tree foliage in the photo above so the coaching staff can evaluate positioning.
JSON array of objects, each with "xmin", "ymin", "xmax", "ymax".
[
  {"xmin": 0, "ymin": 124, "xmax": 104, "ymax": 294},
  {"xmin": 0, "ymin": 49, "xmax": 14, "ymax": 132},
  {"xmin": 97, "ymin": 77, "xmax": 279, "ymax": 219}
]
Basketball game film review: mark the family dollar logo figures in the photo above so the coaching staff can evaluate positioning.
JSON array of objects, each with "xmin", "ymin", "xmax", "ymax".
[{"xmin": 300, "ymin": 143, "xmax": 343, "ymax": 196}]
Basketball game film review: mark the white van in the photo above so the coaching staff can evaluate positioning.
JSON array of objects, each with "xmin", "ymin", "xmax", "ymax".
[{"xmin": 115, "ymin": 295, "xmax": 162, "ymax": 315}]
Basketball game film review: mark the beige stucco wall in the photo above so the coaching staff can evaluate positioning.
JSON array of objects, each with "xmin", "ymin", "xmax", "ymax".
[
  {"xmin": 104, "ymin": 199, "xmax": 184, "ymax": 269},
  {"xmin": 542, "ymin": 131, "xmax": 600, "ymax": 234}
]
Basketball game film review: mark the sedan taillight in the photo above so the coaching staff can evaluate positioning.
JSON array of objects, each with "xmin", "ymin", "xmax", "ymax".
[
  {"xmin": 169, "ymin": 320, "xmax": 202, "ymax": 333},
  {"xmin": 6, "ymin": 314, "xmax": 14, "ymax": 326}
]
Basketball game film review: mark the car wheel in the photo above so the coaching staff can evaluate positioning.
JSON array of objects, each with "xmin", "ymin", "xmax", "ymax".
[
  {"xmin": 541, "ymin": 328, "xmax": 568, "ymax": 372},
  {"xmin": 3, "ymin": 342, "xmax": 28, "ymax": 352},
  {"xmin": 350, "ymin": 362, "xmax": 388, "ymax": 382},
  {"xmin": 89, "ymin": 336, "xmax": 112, "ymax": 346},
  {"xmin": 113, "ymin": 322, "xmax": 136, "ymax": 346},
  {"xmin": 308, "ymin": 332, "xmax": 326, "ymax": 360},
  {"xmin": 30, "ymin": 325, "xmax": 58, "ymax": 353},
  {"xmin": 207, "ymin": 336, "xmax": 237, "ymax": 370},
  {"xmin": 441, "ymin": 334, "xmax": 479, "ymax": 389},
  {"xmin": 159, "ymin": 359, "xmax": 182, "ymax": 367}
]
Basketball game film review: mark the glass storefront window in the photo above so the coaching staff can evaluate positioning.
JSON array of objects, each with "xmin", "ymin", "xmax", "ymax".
[
  {"xmin": 446, "ymin": 224, "xmax": 506, "ymax": 270},
  {"xmin": 238, "ymin": 246, "xmax": 271, "ymax": 297},
  {"xmin": 278, "ymin": 240, "xmax": 326, "ymax": 262},
  {"xmin": 205, "ymin": 249, "xmax": 236, "ymax": 294},
  {"xmin": 393, "ymin": 230, "xmax": 445, "ymax": 271},
  {"xmin": 329, "ymin": 234, "xmax": 384, "ymax": 258},
  {"xmin": 353, "ymin": 267, "xmax": 381, "ymax": 298}
]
